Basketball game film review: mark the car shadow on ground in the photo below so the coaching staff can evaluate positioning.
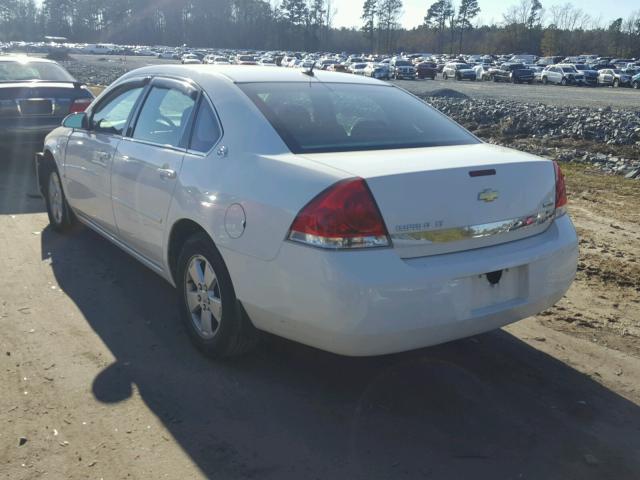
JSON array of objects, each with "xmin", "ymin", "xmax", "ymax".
[
  {"xmin": 0, "ymin": 147, "xmax": 46, "ymax": 215},
  {"xmin": 41, "ymin": 225, "xmax": 640, "ymax": 479}
]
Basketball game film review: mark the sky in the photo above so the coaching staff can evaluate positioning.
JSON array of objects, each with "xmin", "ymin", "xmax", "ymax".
[{"xmin": 330, "ymin": 0, "xmax": 639, "ymax": 29}]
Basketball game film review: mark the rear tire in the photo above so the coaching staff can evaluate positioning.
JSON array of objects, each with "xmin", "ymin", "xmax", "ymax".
[
  {"xmin": 443, "ymin": 73, "xmax": 448, "ymax": 80},
  {"xmin": 176, "ymin": 233, "xmax": 259, "ymax": 358},
  {"xmin": 633, "ymin": 81, "xmax": 639, "ymax": 89},
  {"xmin": 561, "ymin": 78, "xmax": 568, "ymax": 86},
  {"xmin": 542, "ymin": 76, "xmax": 548, "ymax": 85},
  {"xmin": 44, "ymin": 167, "xmax": 76, "ymax": 233}
]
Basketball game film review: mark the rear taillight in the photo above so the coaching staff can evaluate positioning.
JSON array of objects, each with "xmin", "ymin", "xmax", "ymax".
[
  {"xmin": 69, "ymin": 98, "xmax": 92, "ymax": 113},
  {"xmin": 553, "ymin": 161, "xmax": 568, "ymax": 217},
  {"xmin": 288, "ymin": 178, "xmax": 390, "ymax": 249}
]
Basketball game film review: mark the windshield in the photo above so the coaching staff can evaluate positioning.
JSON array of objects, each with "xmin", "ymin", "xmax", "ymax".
[
  {"xmin": 456, "ymin": 64, "xmax": 472, "ymax": 69},
  {"xmin": 238, "ymin": 82, "xmax": 478, "ymax": 154},
  {"xmin": 562, "ymin": 67, "xmax": 577, "ymax": 73},
  {"xmin": 0, "ymin": 61, "xmax": 75, "ymax": 82},
  {"xmin": 395, "ymin": 60, "xmax": 412, "ymax": 66}
]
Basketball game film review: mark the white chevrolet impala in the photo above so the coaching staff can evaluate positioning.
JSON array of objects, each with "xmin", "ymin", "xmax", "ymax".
[{"xmin": 37, "ymin": 66, "xmax": 578, "ymax": 357}]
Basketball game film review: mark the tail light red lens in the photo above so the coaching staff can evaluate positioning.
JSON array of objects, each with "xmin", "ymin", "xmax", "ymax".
[
  {"xmin": 288, "ymin": 178, "xmax": 390, "ymax": 249},
  {"xmin": 553, "ymin": 161, "xmax": 568, "ymax": 216},
  {"xmin": 69, "ymin": 98, "xmax": 92, "ymax": 113}
]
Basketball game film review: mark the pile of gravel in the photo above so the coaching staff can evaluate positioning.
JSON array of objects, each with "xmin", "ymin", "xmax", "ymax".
[
  {"xmin": 62, "ymin": 59, "xmax": 132, "ymax": 86},
  {"xmin": 426, "ymin": 97, "xmax": 640, "ymax": 177}
]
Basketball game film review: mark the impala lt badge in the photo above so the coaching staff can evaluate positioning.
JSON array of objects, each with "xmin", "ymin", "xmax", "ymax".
[{"xmin": 478, "ymin": 189, "xmax": 499, "ymax": 203}]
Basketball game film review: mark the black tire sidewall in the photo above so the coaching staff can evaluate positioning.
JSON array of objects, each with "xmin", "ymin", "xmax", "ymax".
[{"xmin": 176, "ymin": 233, "xmax": 244, "ymax": 357}]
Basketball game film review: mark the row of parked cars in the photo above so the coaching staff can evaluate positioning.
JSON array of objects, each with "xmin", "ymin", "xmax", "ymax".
[{"xmin": 174, "ymin": 49, "xmax": 640, "ymax": 89}]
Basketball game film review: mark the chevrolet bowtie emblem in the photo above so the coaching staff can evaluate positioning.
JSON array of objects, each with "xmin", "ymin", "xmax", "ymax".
[{"xmin": 478, "ymin": 189, "xmax": 499, "ymax": 203}]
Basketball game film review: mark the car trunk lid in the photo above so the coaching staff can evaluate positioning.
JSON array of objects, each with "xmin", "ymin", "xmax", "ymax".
[
  {"xmin": 0, "ymin": 82, "xmax": 89, "ymax": 118},
  {"xmin": 302, "ymin": 144, "xmax": 557, "ymax": 259}
]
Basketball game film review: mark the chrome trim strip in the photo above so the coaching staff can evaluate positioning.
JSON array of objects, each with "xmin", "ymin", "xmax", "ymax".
[{"xmin": 391, "ymin": 209, "xmax": 555, "ymax": 244}]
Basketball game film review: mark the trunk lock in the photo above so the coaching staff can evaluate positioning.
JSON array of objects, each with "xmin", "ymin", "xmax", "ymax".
[{"xmin": 486, "ymin": 270, "xmax": 503, "ymax": 286}]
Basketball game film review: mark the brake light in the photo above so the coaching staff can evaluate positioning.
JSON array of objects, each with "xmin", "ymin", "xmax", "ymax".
[
  {"xmin": 69, "ymin": 98, "xmax": 92, "ymax": 113},
  {"xmin": 288, "ymin": 178, "xmax": 390, "ymax": 249},
  {"xmin": 553, "ymin": 161, "xmax": 568, "ymax": 216}
]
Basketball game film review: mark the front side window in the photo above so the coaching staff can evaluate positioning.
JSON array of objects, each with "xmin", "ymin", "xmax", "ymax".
[
  {"xmin": 133, "ymin": 86, "xmax": 196, "ymax": 147},
  {"xmin": 239, "ymin": 82, "xmax": 478, "ymax": 154},
  {"xmin": 91, "ymin": 86, "xmax": 144, "ymax": 135}
]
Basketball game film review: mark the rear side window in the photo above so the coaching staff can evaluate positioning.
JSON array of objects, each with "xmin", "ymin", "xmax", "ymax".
[
  {"xmin": 239, "ymin": 82, "xmax": 478, "ymax": 154},
  {"xmin": 133, "ymin": 86, "xmax": 195, "ymax": 147},
  {"xmin": 189, "ymin": 100, "xmax": 221, "ymax": 153}
]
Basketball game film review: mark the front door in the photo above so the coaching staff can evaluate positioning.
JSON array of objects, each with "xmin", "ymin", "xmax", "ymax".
[
  {"xmin": 64, "ymin": 83, "xmax": 145, "ymax": 233},
  {"xmin": 111, "ymin": 78, "xmax": 197, "ymax": 265}
]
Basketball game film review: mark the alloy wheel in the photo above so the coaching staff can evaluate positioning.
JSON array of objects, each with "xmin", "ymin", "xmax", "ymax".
[
  {"xmin": 184, "ymin": 255, "xmax": 223, "ymax": 339},
  {"xmin": 48, "ymin": 172, "xmax": 63, "ymax": 225}
]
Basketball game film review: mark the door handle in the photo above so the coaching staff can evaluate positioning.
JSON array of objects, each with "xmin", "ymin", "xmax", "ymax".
[{"xmin": 158, "ymin": 168, "xmax": 176, "ymax": 180}]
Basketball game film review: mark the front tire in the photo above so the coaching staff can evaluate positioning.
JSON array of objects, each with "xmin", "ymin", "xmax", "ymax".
[
  {"xmin": 613, "ymin": 79, "xmax": 620, "ymax": 88},
  {"xmin": 176, "ymin": 233, "xmax": 259, "ymax": 358},
  {"xmin": 44, "ymin": 167, "xmax": 76, "ymax": 233},
  {"xmin": 633, "ymin": 81, "xmax": 639, "ymax": 89},
  {"xmin": 443, "ymin": 73, "xmax": 448, "ymax": 80}
]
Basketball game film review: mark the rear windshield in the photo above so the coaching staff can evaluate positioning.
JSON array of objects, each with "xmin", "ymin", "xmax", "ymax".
[
  {"xmin": 238, "ymin": 82, "xmax": 478, "ymax": 154},
  {"xmin": 0, "ymin": 61, "xmax": 74, "ymax": 82}
]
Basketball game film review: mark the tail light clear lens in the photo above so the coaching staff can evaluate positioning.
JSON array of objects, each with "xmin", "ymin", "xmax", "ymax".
[
  {"xmin": 288, "ymin": 178, "xmax": 390, "ymax": 249},
  {"xmin": 553, "ymin": 161, "xmax": 568, "ymax": 217},
  {"xmin": 69, "ymin": 98, "xmax": 92, "ymax": 113}
]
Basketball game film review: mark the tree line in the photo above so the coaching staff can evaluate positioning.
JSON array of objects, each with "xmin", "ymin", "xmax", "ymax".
[{"xmin": 0, "ymin": 0, "xmax": 639, "ymax": 57}]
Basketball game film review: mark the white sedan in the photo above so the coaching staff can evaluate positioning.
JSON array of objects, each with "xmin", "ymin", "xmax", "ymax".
[{"xmin": 37, "ymin": 66, "xmax": 578, "ymax": 357}]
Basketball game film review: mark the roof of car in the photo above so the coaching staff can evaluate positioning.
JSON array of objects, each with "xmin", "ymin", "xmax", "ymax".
[
  {"xmin": 128, "ymin": 64, "xmax": 387, "ymax": 85},
  {"xmin": 0, "ymin": 55, "xmax": 58, "ymax": 64}
]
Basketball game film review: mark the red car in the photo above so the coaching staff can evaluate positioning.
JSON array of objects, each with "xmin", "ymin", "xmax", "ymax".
[{"xmin": 416, "ymin": 61, "xmax": 438, "ymax": 80}]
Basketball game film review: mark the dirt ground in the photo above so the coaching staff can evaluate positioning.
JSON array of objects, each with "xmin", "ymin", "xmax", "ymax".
[{"xmin": 0, "ymin": 149, "xmax": 639, "ymax": 480}]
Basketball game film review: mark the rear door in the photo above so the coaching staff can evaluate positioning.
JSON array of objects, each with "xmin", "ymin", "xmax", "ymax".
[
  {"xmin": 64, "ymin": 80, "xmax": 146, "ymax": 233},
  {"xmin": 111, "ymin": 77, "xmax": 198, "ymax": 264}
]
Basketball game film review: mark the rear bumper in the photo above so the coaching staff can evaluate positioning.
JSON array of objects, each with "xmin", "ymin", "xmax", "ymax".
[
  {"xmin": 0, "ymin": 117, "xmax": 63, "ymax": 146},
  {"xmin": 231, "ymin": 215, "xmax": 579, "ymax": 356}
]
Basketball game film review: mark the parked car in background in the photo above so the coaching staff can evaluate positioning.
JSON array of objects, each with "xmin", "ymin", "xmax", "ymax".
[
  {"xmin": 573, "ymin": 64, "xmax": 598, "ymax": 86},
  {"xmin": 236, "ymin": 55, "xmax": 257, "ymax": 66},
  {"xmin": 442, "ymin": 63, "xmax": 476, "ymax": 81},
  {"xmin": 181, "ymin": 54, "xmax": 201, "ymax": 65},
  {"xmin": 0, "ymin": 55, "xmax": 93, "ymax": 148},
  {"xmin": 363, "ymin": 63, "xmax": 390, "ymax": 80},
  {"xmin": 473, "ymin": 63, "xmax": 493, "ymax": 81},
  {"xmin": 258, "ymin": 58, "xmax": 277, "ymax": 67},
  {"xmin": 415, "ymin": 61, "xmax": 437, "ymax": 79},
  {"xmin": 493, "ymin": 63, "xmax": 534, "ymax": 83},
  {"xmin": 37, "ymin": 65, "xmax": 578, "ymax": 358},
  {"xmin": 209, "ymin": 57, "xmax": 230, "ymax": 65},
  {"xmin": 541, "ymin": 64, "xmax": 585, "ymax": 86},
  {"xmin": 328, "ymin": 64, "xmax": 348, "ymax": 73},
  {"xmin": 349, "ymin": 63, "xmax": 367, "ymax": 75},
  {"xmin": 390, "ymin": 58, "xmax": 416, "ymax": 79},
  {"xmin": 597, "ymin": 69, "xmax": 633, "ymax": 87},
  {"xmin": 528, "ymin": 65, "xmax": 544, "ymax": 83},
  {"xmin": 157, "ymin": 51, "xmax": 178, "ymax": 59}
]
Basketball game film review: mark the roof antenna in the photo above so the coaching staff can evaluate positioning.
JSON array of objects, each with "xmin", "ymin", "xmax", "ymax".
[{"xmin": 303, "ymin": 61, "xmax": 316, "ymax": 77}]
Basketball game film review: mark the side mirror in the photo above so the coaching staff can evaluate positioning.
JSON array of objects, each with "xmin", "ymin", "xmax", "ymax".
[{"xmin": 62, "ymin": 112, "xmax": 88, "ymax": 129}]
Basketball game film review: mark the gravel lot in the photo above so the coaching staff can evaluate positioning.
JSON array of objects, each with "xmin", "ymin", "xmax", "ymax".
[{"xmin": 1, "ymin": 54, "xmax": 639, "ymax": 479}]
